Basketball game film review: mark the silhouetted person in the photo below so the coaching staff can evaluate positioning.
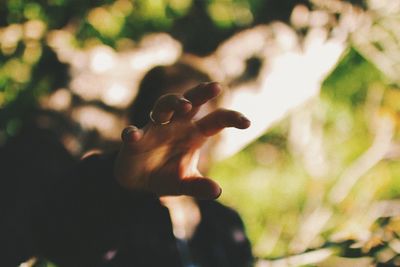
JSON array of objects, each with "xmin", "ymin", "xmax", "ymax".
[
  {"xmin": 0, "ymin": 81, "xmax": 252, "ymax": 267},
  {"xmin": 127, "ymin": 63, "xmax": 253, "ymax": 267}
]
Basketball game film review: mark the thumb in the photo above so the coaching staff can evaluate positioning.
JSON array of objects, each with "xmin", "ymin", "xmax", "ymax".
[{"xmin": 179, "ymin": 177, "xmax": 222, "ymax": 199}]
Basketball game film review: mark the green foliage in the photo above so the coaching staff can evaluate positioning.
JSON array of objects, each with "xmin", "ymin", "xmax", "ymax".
[
  {"xmin": 0, "ymin": 0, "xmax": 269, "ymax": 139},
  {"xmin": 211, "ymin": 48, "xmax": 400, "ymax": 261},
  {"xmin": 322, "ymin": 48, "xmax": 384, "ymax": 106}
]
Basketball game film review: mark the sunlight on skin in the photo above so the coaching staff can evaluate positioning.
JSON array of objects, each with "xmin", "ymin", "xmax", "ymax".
[
  {"xmin": 114, "ymin": 82, "xmax": 250, "ymax": 199},
  {"xmin": 159, "ymin": 195, "xmax": 202, "ymax": 240}
]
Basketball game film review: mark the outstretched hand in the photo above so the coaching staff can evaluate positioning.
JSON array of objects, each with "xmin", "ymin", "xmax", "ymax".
[{"xmin": 114, "ymin": 82, "xmax": 250, "ymax": 199}]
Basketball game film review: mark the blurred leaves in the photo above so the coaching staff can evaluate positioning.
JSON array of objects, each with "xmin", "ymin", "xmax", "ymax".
[
  {"xmin": 211, "ymin": 44, "xmax": 400, "ymax": 264},
  {"xmin": 322, "ymin": 48, "xmax": 384, "ymax": 106},
  {"xmin": 1, "ymin": 0, "xmax": 274, "ymax": 138}
]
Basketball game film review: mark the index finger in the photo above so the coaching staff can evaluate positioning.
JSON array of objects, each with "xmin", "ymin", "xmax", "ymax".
[
  {"xmin": 183, "ymin": 82, "xmax": 222, "ymax": 119},
  {"xmin": 184, "ymin": 82, "xmax": 222, "ymax": 106}
]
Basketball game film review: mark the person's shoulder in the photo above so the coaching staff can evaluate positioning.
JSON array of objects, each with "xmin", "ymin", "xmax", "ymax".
[{"xmin": 196, "ymin": 200, "xmax": 243, "ymax": 224}]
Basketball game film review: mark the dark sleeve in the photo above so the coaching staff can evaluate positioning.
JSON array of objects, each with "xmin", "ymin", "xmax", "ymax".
[
  {"xmin": 0, "ymin": 149, "xmax": 176, "ymax": 267},
  {"xmin": 190, "ymin": 200, "xmax": 253, "ymax": 267},
  {"xmin": 32, "ymin": 153, "xmax": 168, "ymax": 267}
]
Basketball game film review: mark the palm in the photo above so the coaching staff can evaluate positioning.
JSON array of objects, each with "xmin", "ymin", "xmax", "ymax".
[{"xmin": 114, "ymin": 83, "xmax": 250, "ymax": 199}]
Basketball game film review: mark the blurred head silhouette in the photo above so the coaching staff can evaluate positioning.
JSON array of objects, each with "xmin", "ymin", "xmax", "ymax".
[{"xmin": 129, "ymin": 63, "xmax": 217, "ymax": 127}]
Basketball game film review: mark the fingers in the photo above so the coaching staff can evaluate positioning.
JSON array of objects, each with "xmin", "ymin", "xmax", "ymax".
[
  {"xmin": 121, "ymin": 125, "xmax": 143, "ymax": 143},
  {"xmin": 179, "ymin": 177, "xmax": 222, "ymax": 199},
  {"xmin": 184, "ymin": 82, "xmax": 222, "ymax": 106},
  {"xmin": 151, "ymin": 94, "xmax": 192, "ymax": 124},
  {"xmin": 183, "ymin": 82, "xmax": 222, "ymax": 119},
  {"xmin": 150, "ymin": 82, "xmax": 222, "ymax": 123},
  {"xmin": 195, "ymin": 109, "xmax": 251, "ymax": 137}
]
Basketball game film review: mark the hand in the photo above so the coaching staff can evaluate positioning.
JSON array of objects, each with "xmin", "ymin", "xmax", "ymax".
[{"xmin": 114, "ymin": 82, "xmax": 250, "ymax": 199}]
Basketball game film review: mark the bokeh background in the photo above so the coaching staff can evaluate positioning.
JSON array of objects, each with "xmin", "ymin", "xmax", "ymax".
[{"xmin": 1, "ymin": 0, "xmax": 400, "ymax": 266}]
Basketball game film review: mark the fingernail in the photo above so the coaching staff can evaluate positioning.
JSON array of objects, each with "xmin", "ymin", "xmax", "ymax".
[
  {"xmin": 240, "ymin": 116, "xmax": 250, "ymax": 124},
  {"xmin": 215, "ymin": 187, "xmax": 222, "ymax": 199},
  {"xmin": 198, "ymin": 82, "xmax": 209, "ymax": 88},
  {"xmin": 207, "ymin": 81, "xmax": 221, "ymax": 88},
  {"xmin": 202, "ymin": 81, "xmax": 219, "ymax": 89},
  {"xmin": 178, "ymin": 97, "xmax": 192, "ymax": 105},
  {"xmin": 121, "ymin": 126, "xmax": 137, "ymax": 141}
]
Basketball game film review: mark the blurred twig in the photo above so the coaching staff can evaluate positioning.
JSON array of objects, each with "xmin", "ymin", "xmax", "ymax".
[{"xmin": 329, "ymin": 115, "xmax": 395, "ymax": 204}]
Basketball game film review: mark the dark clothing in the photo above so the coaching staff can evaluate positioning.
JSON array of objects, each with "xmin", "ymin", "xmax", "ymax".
[
  {"xmin": 0, "ymin": 128, "xmax": 252, "ymax": 267},
  {"xmin": 190, "ymin": 201, "xmax": 253, "ymax": 267},
  {"xmin": 0, "ymin": 128, "xmax": 180, "ymax": 267}
]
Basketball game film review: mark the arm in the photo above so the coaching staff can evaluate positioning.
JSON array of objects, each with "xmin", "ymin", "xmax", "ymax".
[{"xmin": 1, "ymin": 82, "xmax": 250, "ymax": 266}]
